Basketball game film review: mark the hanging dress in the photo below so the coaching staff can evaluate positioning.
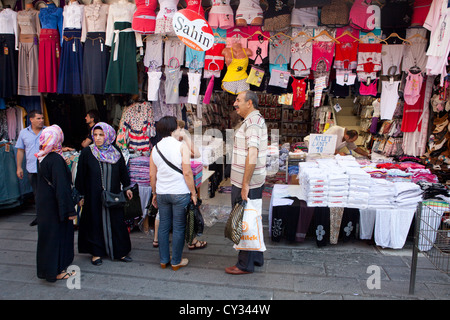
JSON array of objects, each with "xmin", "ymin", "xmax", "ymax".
[
  {"xmin": 104, "ymin": 1, "xmax": 143, "ymax": 95},
  {"xmin": 0, "ymin": 8, "xmax": 18, "ymax": 98},
  {"xmin": 81, "ymin": 2, "xmax": 110, "ymax": 94},
  {"xmin": 17, "ymin": 8, "xmax": 41, "ymax": 96},
  {"xmin": 57, "ymin": 1, "xmax": 84, "ymax": 94},
  {"xmin": 38, "ymin": 3, "xmax": 63, "ymax": 93}
]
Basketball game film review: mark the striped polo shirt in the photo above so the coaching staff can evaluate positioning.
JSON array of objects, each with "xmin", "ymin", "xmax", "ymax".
[{"xmin": 231, "ymin": 110, "xmax": 268, "ymax": 189}]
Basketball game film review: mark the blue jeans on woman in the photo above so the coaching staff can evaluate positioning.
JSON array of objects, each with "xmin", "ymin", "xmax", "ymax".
[{"xmin": 157, "ymin": 193, "xmax": 190, "ymax": 265}]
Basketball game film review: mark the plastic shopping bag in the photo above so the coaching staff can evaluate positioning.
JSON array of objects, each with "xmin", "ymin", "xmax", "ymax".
[{"xmin": 233, "ymin": 199, "xmax": 266, "ymax": 252}]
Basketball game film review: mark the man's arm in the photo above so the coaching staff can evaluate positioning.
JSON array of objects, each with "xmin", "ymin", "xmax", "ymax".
[
  {"xmin": 241, "ymin": 146, "xmax": 258, "ymax": 201},
  {"xmin": 354, "ymin": 147, "xmax": 370, "ymax": 158},
  {"xmin": 16, "ymin": 148, "xmax": 25, "ymax": 179}
]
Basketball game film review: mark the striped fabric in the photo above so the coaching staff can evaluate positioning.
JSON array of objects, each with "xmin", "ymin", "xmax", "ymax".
[{"xmin": 230, "ymin": 110, "xmax": 268, "ymax": 189}]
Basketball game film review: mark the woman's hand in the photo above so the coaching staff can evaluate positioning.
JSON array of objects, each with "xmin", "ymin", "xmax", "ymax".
[
  {"xmin": 151, "ymin": 194, "xmax": 158, "ymax": 208},
  {"xmin": 126, "ymin": 189, "xmax": 133, "ymax": 200},
  {"xmin": 191, "ymin": 192, "xmax": 197, "ymax": 205}
]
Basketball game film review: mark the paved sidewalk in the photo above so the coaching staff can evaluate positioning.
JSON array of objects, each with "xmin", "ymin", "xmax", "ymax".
[{"xmin": 0, "ymin": 195, "xmax": 448, "ymax": 301}]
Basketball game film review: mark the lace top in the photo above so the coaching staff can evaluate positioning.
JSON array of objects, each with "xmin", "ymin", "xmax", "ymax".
[{"xmin": 81, "ymin": 3, "xmax": 109, "ymax": 42}]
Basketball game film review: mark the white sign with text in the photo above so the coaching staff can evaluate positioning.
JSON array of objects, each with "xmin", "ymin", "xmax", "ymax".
[{"xmin": 308, "ymin": 134, "xmax": 337, "ymax": 154}]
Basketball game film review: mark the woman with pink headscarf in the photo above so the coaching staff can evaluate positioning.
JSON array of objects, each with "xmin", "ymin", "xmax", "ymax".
[
  {"xmin": 35, "ymin": 125, "xmax": 77, "ymax": 282},
  {"xmin": 75, "ymin": 122, "xmax": 133, "ymax": 266}
]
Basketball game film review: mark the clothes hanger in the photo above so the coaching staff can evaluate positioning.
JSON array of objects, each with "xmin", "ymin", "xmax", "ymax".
[
  {"xmin": 335, "ymin": 30, "xmax": 360, "ymax": 43},
  {"xmin": 359, "ymin": 32, "xmax": 387, "ymax": 44},
  {"xmin": 307, "ymin": 29, "xmax": 340, "ymax": 44},
  {"xmin": 406, "ymin": 32, "xmax": 428, "ymax": 43},
  {"xmin": 291, "ymin": 30, "xmax": 314, "ymax": 42},
  {"xmin": 383, "ymin": 32, "xmax": 412, "ymax": 45},
  {"xmin": 247, "ymin": 29, "xmax": 271, "ymax": 41}
]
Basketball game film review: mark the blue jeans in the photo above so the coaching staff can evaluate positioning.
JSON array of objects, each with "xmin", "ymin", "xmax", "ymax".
[{"xmin": 157, "ymin": 193, "xmax": 190, "ymax": 265}]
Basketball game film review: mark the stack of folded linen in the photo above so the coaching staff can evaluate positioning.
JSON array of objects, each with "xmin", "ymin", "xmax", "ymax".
[
  {"xmin": 368, "ymin": 179, "xmax": 396, "ymax": 209},
  {"xmin": 327, "ymin": 171, "xmax": 349, "ymax": 207},
  {"xmin": 386, "ymin": 169, "xmax": 413, "ymax": 182},
  {"xmin": 335, "ymin": 154, "xmax": 360, "ymax": 168},
  {"xmin": 128, "ymin": 156, "xmax": 150, "ymax": 186},
  {"xmin": 346, "ymin": 167, "xmax": 371, "ymax": 209},
  {"xmin": 361, "ymin": 165, "xmax": 388, "ymax": 179},
  {"xmin": 299, "ymin": 167, "xmax": 328, "ymax": 207},
  {"xmin": 393, "ymin": 182, "xmax": 423, "ymax": 208}
]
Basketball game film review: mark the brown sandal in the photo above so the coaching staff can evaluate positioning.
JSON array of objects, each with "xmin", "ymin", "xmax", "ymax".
[{"xmin": 188, "ymin": 239, "xmax": 207, "ymax": 250}]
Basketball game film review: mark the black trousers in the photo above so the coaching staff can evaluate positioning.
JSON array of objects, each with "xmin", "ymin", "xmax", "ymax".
[{"xmin": 231, "ymin": 185, "xmax": 264, "ymax": 272}]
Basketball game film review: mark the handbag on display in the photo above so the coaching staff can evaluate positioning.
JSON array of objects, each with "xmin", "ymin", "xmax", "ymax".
[{"xmin": 224, "ymin": 198, "xmax": 247, "ymax": 245}]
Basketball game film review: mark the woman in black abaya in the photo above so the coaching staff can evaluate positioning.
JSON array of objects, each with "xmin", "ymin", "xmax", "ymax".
[
  {"xmin": 76, "ymin": 122, "xmax": 133, "ymax": 266},
  {"xmin": 35, "ymin": 125, "xmax": 77, "ymax": 282}
]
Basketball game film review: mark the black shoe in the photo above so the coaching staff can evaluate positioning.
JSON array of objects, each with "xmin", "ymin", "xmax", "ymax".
[
  {"xmin": 29, "ymin": 218, "xmax": 37, "ymax": 226},
  {"xmin": 119, "ymin": 256, "xmax": 133, "ymax": 263},
  {"xmin": 91, "ymin": 258, "xmax": 103, "ymax": 266}
]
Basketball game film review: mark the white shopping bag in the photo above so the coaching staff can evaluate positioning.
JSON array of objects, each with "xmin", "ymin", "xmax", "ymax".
[{"xmin": 233, "ymin": 199, "xmax": 266, "ymax": 252}]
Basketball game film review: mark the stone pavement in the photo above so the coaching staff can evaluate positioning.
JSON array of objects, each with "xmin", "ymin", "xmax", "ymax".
[{"xmin": 0, "ymin": 193, "xmax": 449, "ymax": 301}]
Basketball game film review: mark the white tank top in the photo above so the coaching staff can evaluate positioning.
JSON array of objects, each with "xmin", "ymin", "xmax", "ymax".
[{"xmin": 152, "ymin": 136, "xmax": 190, "ymax": 194}]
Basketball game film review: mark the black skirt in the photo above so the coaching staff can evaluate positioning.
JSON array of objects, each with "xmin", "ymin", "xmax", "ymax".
[
  {"xmin": 82, "ymin": 32, "xmax": 110, "ymax": 95},
  {"xmin": 0, "ymin": 34, "xmax": 18, "ymax": 98}
]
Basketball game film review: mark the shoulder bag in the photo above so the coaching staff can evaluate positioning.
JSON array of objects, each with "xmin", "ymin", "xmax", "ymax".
[
  {"xmin": 99, "ymin": 161, "xmax": 127, "ymax": 208},
  {"xmin": 155, "ymin": 144, "xmax": 183, "ymax": 175}
]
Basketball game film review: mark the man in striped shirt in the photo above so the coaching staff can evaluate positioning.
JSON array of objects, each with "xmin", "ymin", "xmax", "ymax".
[{"xmin": 226, "ymin": 90, "xmax": 268, "ymax": 275}]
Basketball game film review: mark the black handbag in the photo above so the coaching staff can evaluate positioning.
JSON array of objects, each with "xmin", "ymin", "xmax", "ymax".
[
  {"xmin": 124, "ymin": 183, "xmax": 143, "ymax": 219},
  {"xmin": 185, "ymin": 198, "xmax": 204, "ymax": 245},
  {"xmin": 99, "ymin": 161, "xmax": 127, "ymax": 208}
]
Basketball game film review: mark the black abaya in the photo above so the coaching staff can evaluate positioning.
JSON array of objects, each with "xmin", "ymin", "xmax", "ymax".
[
  {"xmin": 75, "ymin": 146, "xmax": 131, "ymax": 260},
  {"xmin": 36, "ymin": 152, "xmax": 75, "ymax": 282}
]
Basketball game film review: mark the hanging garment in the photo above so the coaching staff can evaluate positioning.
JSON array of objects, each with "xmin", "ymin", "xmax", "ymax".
[
  {"xmin": 208, "ymin": 0, "xmax": 234, "ymax": 29},
  {"xmin": 334, "ymin": 42, "xmax": 358, "ymax": 70},
  {"xmin": 311, "ymin": 41, "xmax": 335, "ymax": 72},
  {"xmin": 359, "ymin": 79, "xmax": 378, "ymax": 96},
  {"xmin": 291, "ymin": 28, "xmax": 313, "ymax": 77},
  {"xmin": 381, "ymin": 44, "xmax": 404, "ymax": 75},
  {"xmin": 147, "ymin": 71, "xmax": 162, "ymax": 101},
  {"xmin": 380, "ymin": 80, "xmax": 400, "ymax": 120},
  {"xmin": 292, "ymin": 78, "xmax": 307, "ymax": 110},
  {"xmin": 235, "ymin": 0, "xmax": 263, "ymax": 25},
  {"xmin": 38, "ymin": 4, "xmax": 63, "ymax": 94},
  {"xmin": 17, "ymin": 8, "xmax": 41, "ymax": 96},
  {"xmin": 185, "ymin": 47, "xmax": 205, "ymax": 69},
  {"xmin": 187, "ymin": 72, "xmax": 201, "ymax": 105},
  {"xmin": 403, "ymin": 71, "xmax": 424, "ymax": 105},
  {"xmin": 291, "ymin": 7, "xmax": 318, "ymax": 27},
  {"xmin": 143, "ymin": 35, "xmax": 163, "ymax": 69},
  {"xmin": 329, "ymin": 207, "xmax": 344, "ymax": 245},
  {"xmin": 164, "ymin": 66, "xmax": 182, "ymax": 104},
  {"xmin": 222, "ymin": 48, "xmax": 250, "ymax": 95},
  {"xmin": 81, "ymin": 2, "xmax": 109, "ymax": 95},
  {"xmin": 116, "ymin": 101, "xmax": 156, "ymax": 151},
  {"xmin": 155, "ymin": 0, "xmax": 178, "ymax": 35},
  {"xmin": 132, "ymin": 0, "xmax": 157, "ymax": 34},
  {"xmin": 357, "ymin": 43, "xmax": 382, "ymax": 81},
  {"xmin": 314, "ymin": 76, "xmax": 327, "ymax": 107},
  {"xmin": 57, "ymin": 2, "xmax": 85, "ymax": 94},
  {"xmin": 263, "ymin": 0, "xmax": 290, "ymax": 31},
  {"xmin": 0, "ymin": 9, "xmax": 18, "ymax": 98},
  {"xmin": 164, "ymin": 36, "xmax": 185, "ymax": 66},
  {"xmin": 105, "ymin": 2, "xmax": 143, "ymax": 95},
  {"xmin": 401, "ymin": 78, "xmax": 426, "ymax": 132}
]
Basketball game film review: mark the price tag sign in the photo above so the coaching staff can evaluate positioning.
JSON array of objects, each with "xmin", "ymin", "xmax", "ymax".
[{"xmin": 308, "ymin": 134, "xmax": 337, "ymax": 154}]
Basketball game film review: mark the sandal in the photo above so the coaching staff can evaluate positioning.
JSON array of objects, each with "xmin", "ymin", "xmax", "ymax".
[
  {"xmin": 188, "ymin": 239, "xmax": 207, "ymax": 250},
  {"xmin": 153, "ymin": 240, "xmax": 159, "ymax": 248},
  {"xmin": 57, "ymin": 270, "xmax": 76, "ymax": 280}
]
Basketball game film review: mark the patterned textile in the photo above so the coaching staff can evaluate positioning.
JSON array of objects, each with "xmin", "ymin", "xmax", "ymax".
[
  {"xmin": 90, "ymin": 122, "xmax": 121, "ymax": 164},
  {"xmin": 35, "ymin": 125, "xmax": 64, "ymax": 162}
]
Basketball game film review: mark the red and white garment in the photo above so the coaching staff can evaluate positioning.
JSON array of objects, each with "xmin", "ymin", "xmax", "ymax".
[{"xmin": 356, "ymin": 43, "xmax": 382, "ymax": 81}]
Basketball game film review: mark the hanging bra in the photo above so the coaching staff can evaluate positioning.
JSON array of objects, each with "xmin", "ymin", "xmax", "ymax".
[{"xmin": 359, "ymin": 79, "xmax": 378, "ymax": 96}]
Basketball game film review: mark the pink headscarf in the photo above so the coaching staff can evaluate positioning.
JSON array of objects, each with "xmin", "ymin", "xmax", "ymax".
[{"xmin": 35, "ymin": 125, "xmax": 65, "ymax": 163}]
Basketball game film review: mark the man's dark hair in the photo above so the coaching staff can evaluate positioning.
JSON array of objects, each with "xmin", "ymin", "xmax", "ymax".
[
  {"xmin": 346, "ymin": 129, "xmax": 358, "ymax": 139},
  {"xmin": 28, "ymin": 110, "xmax": 44, "ymax": 119},
  {"xmin": 87, "ymin": 109, "xmax": 100, "ymax": 123},
  {"xmin": 244, "ymin": 90, "xmax": 258, "ymax": 109},
  {"xmin": 156, "ymin": 116, "xmax": 178, "ymax": 138}
]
